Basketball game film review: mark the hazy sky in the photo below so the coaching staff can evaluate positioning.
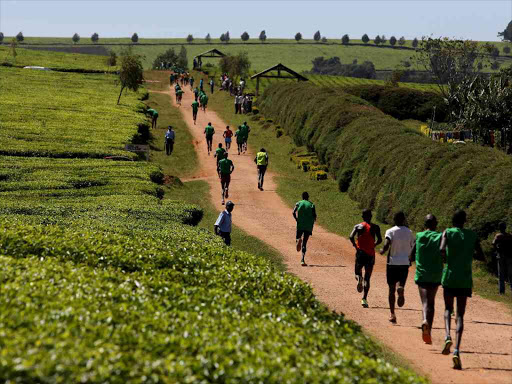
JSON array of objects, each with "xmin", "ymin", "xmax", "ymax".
[{"xmin": 0, "ymin": 0, "xmax": 510, "ymax": 41}]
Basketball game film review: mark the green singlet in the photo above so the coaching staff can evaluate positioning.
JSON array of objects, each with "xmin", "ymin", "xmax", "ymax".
[
  {"xmin": 240, "ymin": 124, "xmax": 248, "ymax": 137},
  {"xmin": 191, "ymin": 101, "xmax": 199, "ymax": 112},
  {"xmin": 218, "ymin": 158, "xmax": 233, "ymax": 175},
  {"xmin": 215, "ymin": 147, "xmax": 226, "ymax": 160},
  {"xmin": 296, "ymin": 200, "xmax": 315, "ymax": 232},
  {"xmin": 235, "ymin": 130, "xmax": 244, "ymax": 144},
  {"xmin": 204, "ymin": 126, "xmax": 214, "ymax": 137},
  {"xmin": 442, "ymin": 227, "xmax": 478, "ymax": 289},
  {"xmin": 414, "ymin": 230, "xmax": 443, "ymax": 284},
  {"xmin": 201, "ymin": 95, "xmax": 208, "ymax": 105}
]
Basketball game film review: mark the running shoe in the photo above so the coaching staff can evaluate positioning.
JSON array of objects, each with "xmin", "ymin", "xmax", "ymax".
[
  {"xmin": 452, "ymin": 351, "xmax": 462, "ymax": 370},
  {"xmin": 397, "ymin": 286, "xmax": 405, "ymax": 307},
  {"xmin": 296, "ymin": 238, "xmax": 302, "ymax": 252},
  {"xmin": 421, "ymin": 322, "xmax": 432, "ymax": 344},
  {"xmin": 356, "ymin": 275, "xmax": 363, "ymax": 293},
  {"xmin": 225, "ymin": 190, "xmax": 229, "ymax": 198},
  {"xmin": 221, "ymin": 200, "xmax": 225, "ymax": 206},
  {"xmin": 301, "ymin": 260, "xmax": 307, "ymax": 267},
  {"xmin": 442, "ymin": 337, "xmax": 453, "ymax": 355},
  {"xmin": 361, "ymin": 299, "xmax": 369, "ymax": 308},
  {"xmin": 389, "ymin": 314, "xmax": 397, "ymax": 323}
]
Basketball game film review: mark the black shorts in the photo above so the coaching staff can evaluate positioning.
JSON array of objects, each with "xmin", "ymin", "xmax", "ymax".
[
  {"xmin": 386, "ymin": 265, "xmax": 410, "ymax": 286},
  {"xmin": 220, "ymin": 174, "xmax": 231, "ymax": 185},
  {"xmin": 355, "ymin": 249, "xmax": 375, "ymax": 268},
  {"xmin": 416, "ymin": 281, "xmax": 441, "ymax": 289},
  {"xmin": 296, "ymin": 229, "xmax": 312, "ymax": 239},
  {"xmin": 219, "ymin": 231, "xmax": 231, "ymax": 246},
  {"xmin": 206, "ymin": 136, "xmax": 213, "ymax": 144},
  {"xmin": 443, "ymin": 287, "xmax": 472, "ymax": 297}
]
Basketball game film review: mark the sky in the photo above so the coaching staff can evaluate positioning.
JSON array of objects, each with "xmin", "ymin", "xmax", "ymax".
[{"xmin": 0, "ymin": 0, "xmax": 510, "ymax": 42}]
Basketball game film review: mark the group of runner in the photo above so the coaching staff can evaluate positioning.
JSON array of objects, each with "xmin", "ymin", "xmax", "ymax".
[{"xmin": 169, "ymin": 72, "xmax": 191, "ymax": 87}]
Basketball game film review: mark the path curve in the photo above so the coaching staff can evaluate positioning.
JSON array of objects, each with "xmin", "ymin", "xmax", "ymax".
[{"xmin": 164, "ymin": 84, "xmax": 512, "ymax": 384}]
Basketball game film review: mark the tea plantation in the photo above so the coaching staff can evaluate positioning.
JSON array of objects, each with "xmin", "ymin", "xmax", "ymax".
[{"xmin": 0, "ymin": 53, "xmax": 424, "ymax": 382}]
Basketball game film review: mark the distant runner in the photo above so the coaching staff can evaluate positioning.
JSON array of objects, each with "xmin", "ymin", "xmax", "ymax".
[
  {"xmin": 217, "ymin": 153, "xmax": 234, "ymax": 205},
  {"xmin": 176, "ymin": 88, "xmax": 184, "ymax": 105},
  {"xmin": 191, "ymin": 99, "xmax": 199, "ymax": 125},
  {"xmin": 193, "ymin": 87, "xmax": 199, "ymax": 102},
  {"xmin": 214, "ymin": 143, "xmax": 226, "ymax": 177},
  {"xmin": 493, "ymin": 222, "xmax": 512, "ymax": 294},
  {"xmin": 190, "ymin": 77, "xmax": 195, "ymax": 90},
  {"xmin": 235, "ymin": 127, "xmax": 244, "ymax": 155},
  {"xmin": 199, "ymin": 78, "xmax": 204, "ymax": 91},
  {"xmin": 223, "ymin": 126, "xmax": 233, "ymax": 150},
  {"xmin": 147, "ymin": 108, "xmax": 158, "ymax": 129},
  {"xmin": 349, "ymin": 209, "xmax": 382, "ymax": 308},
  {"xmin": 409, "ymin": 214, "xmax": 442, "ymax": 344},
  {"xmin": 254, "ymin": 148, "xmax": 269, "ymax": 191},
  {"xmin": 214, "ymin": 200, "xmax": 235, "ymax": 246},
  {"xmin": 200, "ymin": 92, "xmax": 208, "ymax": 112},
  {"xmin": 240, "ymin": 122, "xmax": 250, "ymax": 153},
  {"xmin": 379, "ymin": 211, "xmax": 415, "ymax": 324},
  {"xmin": 293, "ymin": 192, "xmax": 317, "ymax": 266},
  {"xmin": 174, "ymin": 83, "xmax": 181, "ymax": 103},
  {"xmin": 204, "ymin": 122, "xmax": 215, "ymax": 155},
  {"xmin": 164, "ymin": 126, "xmax": 175, "ymax": 156},
  {"xmin": 440, "ymin": 209, "xmax": 484, "ymax": 370}
]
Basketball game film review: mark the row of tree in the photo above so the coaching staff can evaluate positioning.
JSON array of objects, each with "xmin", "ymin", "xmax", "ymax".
[{"xmin": 0, "ymin": 32, "xmax": 140, "ymax": 43}]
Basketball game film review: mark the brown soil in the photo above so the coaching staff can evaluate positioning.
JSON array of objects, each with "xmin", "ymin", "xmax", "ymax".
[{"xmin": 162, "ymin": 83, "xmax": 512, "ymax": 384}]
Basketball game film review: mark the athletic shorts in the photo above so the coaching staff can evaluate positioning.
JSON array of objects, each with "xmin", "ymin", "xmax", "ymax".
[
  {"xmin": 206, "ymin": 135, "xmax": 213, "ymax": 143},
  {"xmin": 225, "ymin": 137, "xmax": 232, "ymax": 143},
  {"xmin": 220, "ymin": 174, "xmax": 231, "ymax": 185},
  {"xmin": 415, "ymin": 281, "xmax": 441, "ymax": 289},
  {"xmin": 443, "ymin": 287, "xmax": 472, "ymax": 297},
  {"xmin": 386, "ymin": 265, "xmax": 409, "ymax": 286},
  {"xmin": 355, "ymin": 249, "xmax": 375, "ymax": 275},
  {"xmin": 296, "ymin": 229, "xmax": 312, "ymax": 239}
]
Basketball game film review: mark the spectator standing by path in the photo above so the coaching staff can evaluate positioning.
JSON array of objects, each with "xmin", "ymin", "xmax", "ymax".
[
  {"xmin": 223, "ymin": 126, "xmax": 233, "ymax": 150},
  {"xmin": 293, "ymin": 192, "xmax": 317, "ymax": 266},
  {"xmin": 409, "ymin": 214, "xmax": 442, "ymax": 344},
  {"xmin": 235, "ymin": 127, "xmax": 244, "ymax": 155},
  {"xmin": 493, "ymin": 222, "xmax": 512, "ymax": 294},
  {"xmin": 200, "ymin": 78, "xmax": 204, "ymax": 92},
  {"xmin": 214, "ymin": 143, "xmax": 226, "ymax": 177},
  {"xmin": 440, "ymin": 210, "xmax": 485, "ymax": 370},
  {"xmin": 164, "ymin": 126, "xmax": 175, "ymax": 156},
  {"xmin": 217, "ymin": 153, "xmax": 234, "ymax": 205},
  {"xmin": 191, "ymin": 99, "xmax": 199, "ymax": 125},
  {"xmin": 349, "ymin": 209, "xmax": 382, "ymax": 308},
  {"xmin": 214, "ymin": 201, "xmax": 235, "ymax": 246},
  {"xmin": 147, "ymin": 108, "xmax": 158, "ymax": 129},
  {"xmin": 254, "ymin": 148, "xmax": 269, "ymax": 191},
  {"xmin": 379, "ymin": 211, "xmax": 415, "ymax": 324},
  {"xmin": 210, "ymin": 78, "xmax": 214, "ymax": 94},
  {"xmin": 204, "ymin": 122, "xmax": 215, "ymax": 155}
]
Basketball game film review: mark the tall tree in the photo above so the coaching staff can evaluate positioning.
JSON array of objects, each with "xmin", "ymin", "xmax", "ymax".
[
  {"xmin": 295, "ymin": 32, "xmax": 302, "ymax": 42},
  {"xmin": 412, "ymin": 37, "xmax": 418, "ymax": 48},
  {"xmin": 16, "ymin": 32, "xmax": 24, "ymax": 42},
  {"xmin": 314, "ymin": 30, "xmax": 321, "ymax": 42},
  {"xmin": 498, "ymin": 20, "xmax": 512, "ymax": 42},
  {"xmin": 374, "ymin": 35, "xmax": 382, "ymax": 45},
  {"xmin": 362, "ymin": 34, "xmax": 369, "ymax": 44},
  {"xmin": 225, "ymin": 31, "xmax": 231, "ymax": 44},
  {"xmin": 220, "ymin": 33, "xmax": 226, "ymax": 43},
  {"xmin": 72, "ymin": 33, "xmax": 80, "ymax": 44},
  {"xmin": 205, "ymin": 33, "xmax": 211, "ymax": 43},
  {"xmin": 178, "ymin": 45, "xmax": 188, "ymax": 68},
  {"xmin": 398, "ymin": 36, "xmax": 406, "ymax": 46},
  {"xmin": 389, "ymin": 36, "xmax": 397, "ymax": 47},
  {"xmin": 380, "ymin": 35, "xmax": 387, "ymax": 44},
  {"xmin": 131, "ymin": 33, "xmax": 139, "ymax": 43},
  {"xmin": 0, "ymin": 32, "xmax": 4, "ymax": 43},
  {"xmin": 186, "ymin": 34, "xmax": 194, "ymax": 44},
  {"xmin": 91, "ymin": 33, "xmax": 99, "ymax": 43},
  {"xmin": 259, "ymin": 30, "xmax": 267, "ymax": 43},
  {"xmin": 241, "ymin": 31, "xmax": 250, "ymax": 42},
  {"xmin": 117, "ymin": 48, "xmax": 144, "ymax": 104},
  {"xmin": 341, "ymin": 34, "xmax": 350, "ymax": 45},
  {"xmin": 220, "ymin": 52, "xmax": 251, "ymax": 82}
]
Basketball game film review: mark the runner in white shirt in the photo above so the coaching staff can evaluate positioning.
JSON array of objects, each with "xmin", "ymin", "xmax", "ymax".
[{"xmin": 379, "ymin": 211, "xmax": 415, "ymax": 323}]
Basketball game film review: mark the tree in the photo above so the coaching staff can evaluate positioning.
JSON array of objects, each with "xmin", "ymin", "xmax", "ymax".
[
  {"xmin": 241, "ymin": 31, "xmax": 250, "ymax": 42},
  {"xmin": 0, "ymin": 32, "xmax": 4, "ymax": 43},
  {"xmin": 314, "ymin": 30, "xmax": 321, "ymax": 42},
  {"xmin": 220, "ymin": 33, "xmax": 226, "ymax": 43},
  {"xmin": 186, "ymin": 34, "xmax": 194, "ymax": 44},
  {"xmin": 107, "ymin": 50, "xmax": 117, "ymax": 66},
  {"xmin": 374, "ymin": 35, "xmax": 382, "ymax": 45},
  {"xmin": 341, "ymin": 34, "xmax": 350, "ymax": 45},
  {"xmin": 398, "ymin": 36, "xmax": 406, "ymax": 46},
  {"xmin": 504, "ymin": 46, "xmax": 511, "ymax": 54},
  {"xmin": 152, "ymin": 48, "xmax": 184, "ymax": 70},
  {"xmin": 205, "ymin": 33, "xmax": 211, "ymax": 43},
  {"xmin": 259, "ymin": 30, "xmax": 267, "ymax": 43},
  {"xmin": 380, "ymin": 35, "xmax": 387, "ymax": 44},
  {"xmin": 490, "ymin": 46, "xmax": 500, "ymax": 58},
  {"xmin": 362, "ymin": 34, "xmax": 369, "ymax": 44},
  {"xmin": 16, "ymin": 32, "xmax": 24, "ymax": 42},
  {"xmin": 10, "ymin": 38, "xmax": 17, "ymax": 63},
  {"xmin": 178, "ymin": 45, "xmax": 188, "ymax": 68},
  {"xmin": 72, "ymin": 33, "xmax": 80, "ymax": 44},
  {"xmin": 321, "ymin": 36, "xmax": 328, "ymax": 43},
  {"xmin": 498, "ymin": 20, "xmax": 512, "ymax": 42},
  {"xmin": 91, "ymin": 32, "xmax": 99, "ymax": 43},
  {"xmin": 412, "ymin": 37, "xmax": 418, "ymax": 48},
  {"xmin": 225, "ymin": 31, "xmax": 231, "ymax": 44},
  {"xmin": 131, "ymin": 33, "xmax": 139, "ymax": 43},
  {"xmin": 295, "ymin": 32, "xmax": 302, "ymax": 42},
  {"xmin": 389, "ymin": 36, "xmax": 397, "ymax": 47},
  {"xmin": 220, "ymin": 52, "xmax": 251, "ymax": 82},
  {"xmin": 117, "ymin": 48, "xmax": 144, "ymax": 105}
]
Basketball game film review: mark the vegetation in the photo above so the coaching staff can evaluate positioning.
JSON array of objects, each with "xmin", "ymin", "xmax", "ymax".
[
  {"xmin": 16, "ymin": 31, "xmax": 24, "ymax": 42},
  {"xmin": 241, "ymin": 31, "xmax": 250, "ymax": 42},
  {"xmin": 219, "ymin": 52, "xmax": 251, "ymax": 81},
  {"xmin": 72, "ymin": 33, "xmax": 80, "ymax": 44},
  {"xmin": 295, "ymin": 32, "xmax": 302, "ymax": 42},
  {"xmin": 91, "ymin": 32, "xmax": 99, "ymax": 43},
  {"xmin": 341, "ymin": 34, "xmax": 350, "ymax": 45},
  {"xmin": 151, "ymin": 46, "xmax": 187, "ymax": 70},
  {"xmin": 314, "ymin": 30, "xmax": 321, "ymax": 42},
  {"xmin": 259, "ymin": 30, "xmax": 267, "ymax": 43},
  {"xmin": 0, "ymin": 32, "xmax": 4, "ymax": 43},
  {"xmin": 498, "ymin": 20, "xmax": 512, "ymax": 42},
  {"xmin": 131, "ymin": 32, "xmax": 139, "ymax": 43},
  {"xmin": 205, "ymin": 33, "xmax": 212, "ymax": 44},
  {"xmin": 311, "ymin": 56, "xmax": 376, "ymax": 78},
  {"xmin": 117, "ymin": 49, "xmax": 145, "ymax": 104},
  {"xmin": 186, "ymin": 34, "xmax": 194, "ymax": 44}
]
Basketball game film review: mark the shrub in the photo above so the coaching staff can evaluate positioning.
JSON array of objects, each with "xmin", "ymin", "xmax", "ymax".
[
  {"xmin": 91, "ymin": 32, "xmax": 99, "ymax": 43},
  {"xmin": 504, "ymin": 46, "xmax": 511, "ymax": 54},
  {"xmin": 107, "ymin": 50, "xmax": 117, "ymax": 66},
  {"xmin": 276, "ymin": 129, "xmax": 284, "ymax": 138},
  {"xmin": 72, "ymin": 33, "xmax": 80, "ymax": 44},
  {"xmin": 16, "ymin": 32, "xmax": 24, "ymax": 42},
  {"xmin": 131, "ymin": 33, "xmax": 139, "ymax": 43}
]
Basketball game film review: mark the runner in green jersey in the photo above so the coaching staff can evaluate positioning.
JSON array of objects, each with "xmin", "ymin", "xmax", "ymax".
[
  {"xmin": 176, "ymin": 89, "xmax": 184, "ymax": 105},
  {"xmin": 200, "ymin": 93, "xmax": 208, "ymax": 112},
  {"xmin": 409, "ymin": 214, "xmax": 442, "ymax": 345},
  {"xmin": 191, "ymin": 100, "xmax": 199, "ymax": 125},
  {"xmin": 217, "ymin": 153, "xmax": 235, "ymax": 205},
  {"xmin": 240, "ymin": 122, "xmax": 250, "ymax": 153},
  {"xmin": 293, "ymin": 192, "xmax": 317, "ymax": 266},
  {"xmin": 235, "ymin": 128, "xmax": 244, "ymax": 155},
  {"xmin": 204, "ymin": 122, "xmax": 215, "ymax": 155},
  {"xmin": 439, "ymin": 210, "xmax": 484, "ymax": 370},
  {"xmin": 214, "ymin": 143, "xmax": 226, "ymax": 177}
]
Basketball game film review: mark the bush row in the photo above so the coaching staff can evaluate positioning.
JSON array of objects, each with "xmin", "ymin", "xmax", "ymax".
[{"xmin": 258, "ymin": 82, "xmax": 512, "ymax": 251}]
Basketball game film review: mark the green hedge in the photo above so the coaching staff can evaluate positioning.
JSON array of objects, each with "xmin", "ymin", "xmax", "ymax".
[
  {"xmin": 258, "ymin": 82, "xmax": 512, "ymax": 251},
  {"xmin": 343, "ymin": 84, "xmax": 448, "ymax": 122}
]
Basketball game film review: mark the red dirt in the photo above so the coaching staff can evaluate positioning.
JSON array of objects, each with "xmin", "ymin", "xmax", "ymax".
[{"xmin": 161, "ymin": 84, "xmax": 512, "ymax": 384}]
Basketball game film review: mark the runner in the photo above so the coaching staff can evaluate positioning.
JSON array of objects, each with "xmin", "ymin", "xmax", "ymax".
[
  {"xmin": 199, "ymin": 78, "xmax": 204, "ymax": 92},
  {"xmin": 200, "ymin": 92, "xmax": 209, "ymax": 112},
  {"xmin": 191, "ymin": 99, "xmax": 199, "ymax": 125},
  {"xmin": 379, "ymin": 211, "xmax": 415, "ymax": 324},
  {"xmin": 190, "ymin": 77, "xmax": 195, "ymax": 90},
  {"xmin": 193, "ymin": 87, "xmax": 199, "ymax": 102},
  {"xmin": 235, "ymin": 126, "xmax": 244, "ymax": 155},
  {"xmin": 349, "ymin": 209, "xmax": 382, "ymax": 308},
  {"xmin": 217, "ymin": 153, "xmax": 234, "ymax": 205},
  {"xmin": 204, "ymin": 122, "xmax": 215, "ymax": 155},
  {"xmin": 214, "ymin": 200, "xmax": 235, "ymax": 246},
  {"xmin": 164, "ymin": 126, "xmax": 175, "ymax": 156},
  {"xmin": 254, "ymin": 148, "xmax": 269, "ymax": 191},
  {"xmin": 409, "ymin": 214, "xmax": 442, "ymax": 344},
  {"xmin": 240, "ymin": 122, "xmax": 250, "ymax": 153},
  {"xmin": 493, "ymin": 222, "xmax": 512, "ymax": 294},
  {"xmin": 176, "ymin": 88, "xmax": 184, "ymax": 105},
  {"xmin": 174, "ymin": 83, "xmax": 182, "ymax": 103},
  {"xmin": 223, "ymin": 125, "xmax": 233, "ymax": 150},
  {"xmin": 169, "ymin": 73, "xmax": 174, "ymax": 85},
  {"xmin": 214, "ymin": 143, "xmax": 226, "ymax": 177},
  {"xmin": 440, "ymin": 209, "xmax": 484, "ymax": 370},
  {"xmin": 147, "ymin": 108, "xmax": 158, "ymax": 129},
  {"xmin": 292, "ymin": 192, "xmax": 317, "ymax": 266}
]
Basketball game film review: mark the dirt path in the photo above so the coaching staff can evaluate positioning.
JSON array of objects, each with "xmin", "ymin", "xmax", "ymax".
[{"xmin": 163, "ymin": 85, "xmax": 512, "ymax": 384}]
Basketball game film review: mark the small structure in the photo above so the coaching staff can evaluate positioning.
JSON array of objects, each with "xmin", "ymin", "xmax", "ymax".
[
  {"xmin": 250, "ymin": 63, "xmax": 308, "ymax": 96},
  {"xmin": 193, "ymin": 49, "xmax": 226, "ymax": 70}
]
